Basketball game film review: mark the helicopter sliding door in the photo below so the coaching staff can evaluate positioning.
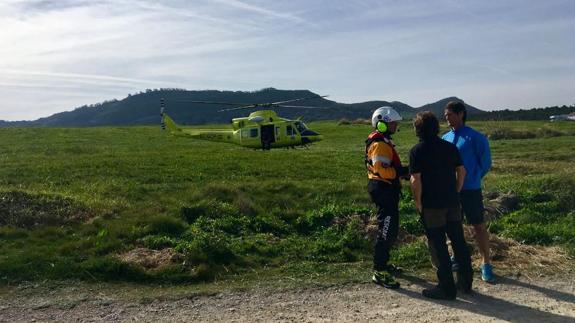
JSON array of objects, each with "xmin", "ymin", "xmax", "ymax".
[{"xmin": 260, "ymin": 125, "xmax": 275, "ymax": 150}]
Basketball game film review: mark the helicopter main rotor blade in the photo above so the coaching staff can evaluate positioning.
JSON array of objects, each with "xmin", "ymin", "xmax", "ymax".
[
  {"xmin": 173, "ymin": 100, "xmax": 248, "ymax": 106},
  {"xmin": 271, "ymin": 95, "xmax": 328, "ymax": 105},
  {"xmin": 171, "ymin": 95, "xmax": 330, "ymax": 112},
  {"xmin": 217, "ymin": 105, "xmax": 260, "ymax": 112},
  {"xmin": 275, "ymin": 105, "xmax": 330, "ymax": 109},
  {"xmin": 217, "ymin": 103, "xmax": 330, "ymax": 112}
]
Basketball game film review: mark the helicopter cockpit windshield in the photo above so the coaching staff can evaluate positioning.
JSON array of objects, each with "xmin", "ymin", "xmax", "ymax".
[
  {"xmin": 294, "ymin": 121, "xmax": 320, "ymax": 137},
  {"xmin": 294, "ymin": 121, "xmax": 308, "ymax": 133}
]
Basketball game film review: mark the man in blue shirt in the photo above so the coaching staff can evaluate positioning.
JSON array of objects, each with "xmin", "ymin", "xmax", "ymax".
[{"xmin": 442, "ymin": 101, "xmax": 494, "ymax": 282}]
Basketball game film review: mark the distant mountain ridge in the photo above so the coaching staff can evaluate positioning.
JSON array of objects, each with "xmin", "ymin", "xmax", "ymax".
[{"xmin": 1, "ymin": 88, "xmax": 485, "ymax": 127}]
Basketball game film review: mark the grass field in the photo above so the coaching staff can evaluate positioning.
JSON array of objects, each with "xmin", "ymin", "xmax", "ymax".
[{"xmin": 0, "ymin": 120, "xmax": 574, "ymax": 284}]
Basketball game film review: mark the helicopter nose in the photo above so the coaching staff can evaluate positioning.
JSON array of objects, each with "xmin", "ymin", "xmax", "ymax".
[
  {"xmin": 300, "ymin": 130, "xmax": 323, "ymax": 144},
  {"xmin": 307, "ymin": 134, "xmax": 323, "ymax": 142}
]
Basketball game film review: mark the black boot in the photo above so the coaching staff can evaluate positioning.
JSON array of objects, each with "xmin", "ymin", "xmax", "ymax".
[
  {"xmin": 422, "ymin": 285, "xmax": 456, "ymax": 300},
  {"xmin": 456, "ymin": 270, "xmax": 473, "ymax": 294}
]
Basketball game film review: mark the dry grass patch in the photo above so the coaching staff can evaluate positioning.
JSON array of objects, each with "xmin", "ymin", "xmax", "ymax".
[
  {"xmin": 117, "ymin": 248, "xmax": 184, "ymax": 270},
  {"xmin": 462, "ymin": 226, "xmax": 573, "ymax": 275}
]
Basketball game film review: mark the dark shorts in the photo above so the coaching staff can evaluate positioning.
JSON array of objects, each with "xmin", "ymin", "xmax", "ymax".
[{"xmin": 460, "ymin": 189, "xmax": 485, "ymax": 225}]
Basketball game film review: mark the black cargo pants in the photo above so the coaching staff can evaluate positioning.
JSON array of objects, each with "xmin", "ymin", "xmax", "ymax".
[
  {"xmin": 368, "ymin": 179, "xmax": 400, "ymax": 271},
  {"xmin": 423, "ymin": 207, "xmax": 473, "ymax": 297}
]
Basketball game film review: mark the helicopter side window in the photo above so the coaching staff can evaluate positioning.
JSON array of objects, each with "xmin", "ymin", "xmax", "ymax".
[
  {"xmin": 286, "ymin": 125, "xmax": 295, "ymax": 136},
  {"xmin": 250, "ymin": 128, "xmax": 259, "ymax": 138}
]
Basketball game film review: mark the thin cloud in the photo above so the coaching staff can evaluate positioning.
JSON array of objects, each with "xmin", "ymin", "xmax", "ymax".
[
  {"xmin": 211, "ymin": 0, "xmax": 307, "ymax": 23},
  {"xmin": 0, "ymin": 70, "xmax": 181, "ymax": 87}
]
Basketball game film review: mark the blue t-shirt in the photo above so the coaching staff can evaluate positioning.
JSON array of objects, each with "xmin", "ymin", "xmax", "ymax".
[{"xmin": 442, "ymin": 126, "xmax": 491, "ymax": 190}]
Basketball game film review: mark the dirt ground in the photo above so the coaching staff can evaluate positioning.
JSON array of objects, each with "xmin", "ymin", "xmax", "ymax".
[{"xmin": 1, "ymin": 272, "xmax": 574, "ymax": 322}]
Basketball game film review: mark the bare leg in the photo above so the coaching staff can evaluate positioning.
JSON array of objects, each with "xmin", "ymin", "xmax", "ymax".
[{"xmin": 473, "ymin": 223, "xmax": 490, "ymax": 264}]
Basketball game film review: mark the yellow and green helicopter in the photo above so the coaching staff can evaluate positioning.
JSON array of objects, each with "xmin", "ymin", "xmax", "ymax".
[{"xmin": 160, "ymin": 95, "xmax": 326, "ymax": 150}]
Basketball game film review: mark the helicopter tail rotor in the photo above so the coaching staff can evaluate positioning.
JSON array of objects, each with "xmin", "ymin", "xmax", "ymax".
[{"xmin": 160, "ymin": 98, "xmax": 166, "ymax": 131}]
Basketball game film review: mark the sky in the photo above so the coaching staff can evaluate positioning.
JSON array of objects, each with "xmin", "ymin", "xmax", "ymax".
[{"xmin": 0, "ymin": 0, "xmax": 574, "ymax": 121}]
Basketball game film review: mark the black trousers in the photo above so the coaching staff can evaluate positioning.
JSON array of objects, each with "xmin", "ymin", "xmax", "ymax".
[
  {"xmin": 423, "ymin": 208, "xmax": 473, "ymax": 297},
  {"xmin": 368, "ymin": 180, "xmax": 400, "ymax": 271}
]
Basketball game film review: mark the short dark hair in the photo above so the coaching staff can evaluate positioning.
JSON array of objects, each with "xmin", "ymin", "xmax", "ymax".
[
  {"xmin": 444, "ymin": 101, "xmax": 467, "ymax": 123},
  {"xmin": 414, "ymin": 111, "xmax": 439, "ymax": 140}
]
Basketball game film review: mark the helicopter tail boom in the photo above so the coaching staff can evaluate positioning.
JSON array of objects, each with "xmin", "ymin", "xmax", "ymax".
[{"xmin": 161, "ymin": 112, "xmax": 184, "ymax": 135}]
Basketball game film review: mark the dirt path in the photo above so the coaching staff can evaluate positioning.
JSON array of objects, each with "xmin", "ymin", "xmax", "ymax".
[{"xmin": 1, "ymin": 273, "xmax": 574, "ymax": 322}]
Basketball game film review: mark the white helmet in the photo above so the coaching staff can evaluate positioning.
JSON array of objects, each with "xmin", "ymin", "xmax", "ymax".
[{"xmin": 371, "ymin": 106, "xmax": 402, "ymax": 128}]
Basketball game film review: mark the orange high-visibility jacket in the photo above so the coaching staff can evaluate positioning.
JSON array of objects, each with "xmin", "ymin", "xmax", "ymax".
[{"xmin": 365, "ymin": 132, "xmax": 403, "ymax": 183}]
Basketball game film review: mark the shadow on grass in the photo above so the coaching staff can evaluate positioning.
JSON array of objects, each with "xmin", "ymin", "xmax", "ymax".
[{"xmin": 396, "ymin": 273, "xmax": 575, "ymax": 323}]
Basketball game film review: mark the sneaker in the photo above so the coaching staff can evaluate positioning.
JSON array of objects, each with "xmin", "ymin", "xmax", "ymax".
[
  {"xmin": 450, "ymin": 256, "xmax": 459, "ymax": 272},
  {"xmin": 422, "ymin": 285, "xmax": 456, "ymax": 300},
  {"xmin": 481, "ymin": 263, "xmax": 494, "ymax": 282},
  {"xmin": 372, "ymin": 270, "xmax": 400, "ymax": 289}
]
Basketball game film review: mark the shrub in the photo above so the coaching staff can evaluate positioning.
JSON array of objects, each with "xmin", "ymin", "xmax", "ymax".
[
  {"xmin": 0, "ymin": 226, "xmax": 28, "ymax": 239},
  {"xmin": 145, "ymin": 215, "xmax": 188, "ymax": 236},
  {"xmin": 390, "ymin": 240, "xmax": 429, "ymax": 269},
  {"xmin": 0, "ymin": 191, "xmax": 92, "ymax": 228},
  {"xmin": 80, "ymin": 257, "xmax": 148, "ymax": 281},
  {"xmin": 400, "ymin": 213, "xmax": 424, "ymax": 235},
  {"xmin": 180, "ymin": 200, "xmax": 239, "ymax": 224},
  {"xmin": 230, "ymin": 233, "xmax": 282, "ymax": 260},
  {"xmin": 504, "ymin": 224, "xmax": 554, "ymax": 245},
  {"xmin": 297, "ymin": 204, "xmax": 370, "ymax": 233},
  {"xmin": 176, "ymin": 231, "xmax": 235, "ymax": 265},
  {"xmin": 250, "ymin": 213, "xmax": 290, "ymax": 235},
  {"xmin": 308, "ymin": 218, "xmax": 371, "ymax": 263},
  {"xmin": 487, "ymin": 127, "xmax": 567, "ymax": 140},
  {"xmin": 140, "ymin": 235, "xmax": 178, "ymax": 249},
  {"xmin": 488, "ymin": 129, "xmax": 536, "ymax": 140}
]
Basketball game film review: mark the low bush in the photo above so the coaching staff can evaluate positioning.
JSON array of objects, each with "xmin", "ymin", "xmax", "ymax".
[
  {"xmin": 144, "ymin": 215, "xmax": 188, "ymax": 236},
  {"xmin": 140, "ymin": 235, "xmax": 178, "ymax": 249},
  {"xmin": 488, "ymin": 129, "xmax": 537, "ymax": 140},
  {"xmin": 390, "ymin": 240, "xmax": 429, "ymax": 270},
  {"xmin": 180, "ymin": 199, "xmax": 239, "ymax": 224},
  {"xmin": 487, "ymin": 127, "xmax": 568, "ymax": 140},
  {"xmin": 175, "ymin": 230, "xmax": 235, "ymax": 265},
  {"xmin": 0, "ymin": 191, "xmax": 92, "ymax": 228}
]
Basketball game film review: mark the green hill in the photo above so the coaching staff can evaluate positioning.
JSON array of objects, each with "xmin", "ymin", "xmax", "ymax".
[{"xmin": 1, "ymin": 88, "xmax": 482, "ymax": 127}]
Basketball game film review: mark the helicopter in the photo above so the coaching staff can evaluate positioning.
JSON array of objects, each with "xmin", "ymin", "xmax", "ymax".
[{"xmin": 160, "ymin": 95, "xmax": 327, "ymax": 150}]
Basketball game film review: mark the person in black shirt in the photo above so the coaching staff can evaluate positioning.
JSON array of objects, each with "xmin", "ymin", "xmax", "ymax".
[{"xmin": 409, "ymin": 111, "xmax": 473, "ymax": 300}]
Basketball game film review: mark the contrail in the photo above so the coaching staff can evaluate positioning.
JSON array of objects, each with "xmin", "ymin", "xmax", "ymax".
[{"xmin": 211, "ymin": 0, "xmax": 306, "ymax": 24}]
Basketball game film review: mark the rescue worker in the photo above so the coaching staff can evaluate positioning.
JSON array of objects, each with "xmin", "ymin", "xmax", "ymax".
[{"xmin": 366, "ymin": 106, "xmax": 408, "ymax": 289}]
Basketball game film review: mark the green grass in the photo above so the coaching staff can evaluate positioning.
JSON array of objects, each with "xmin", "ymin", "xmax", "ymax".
[{"xmin": 0, "ymin": 120, "xmax": 574, "ymax": 283}]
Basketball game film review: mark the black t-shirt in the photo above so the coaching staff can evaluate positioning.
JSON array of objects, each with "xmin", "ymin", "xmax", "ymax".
[{"xmin": 409, "ymin": 136, "xmax": 463, "ymax": 209}]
